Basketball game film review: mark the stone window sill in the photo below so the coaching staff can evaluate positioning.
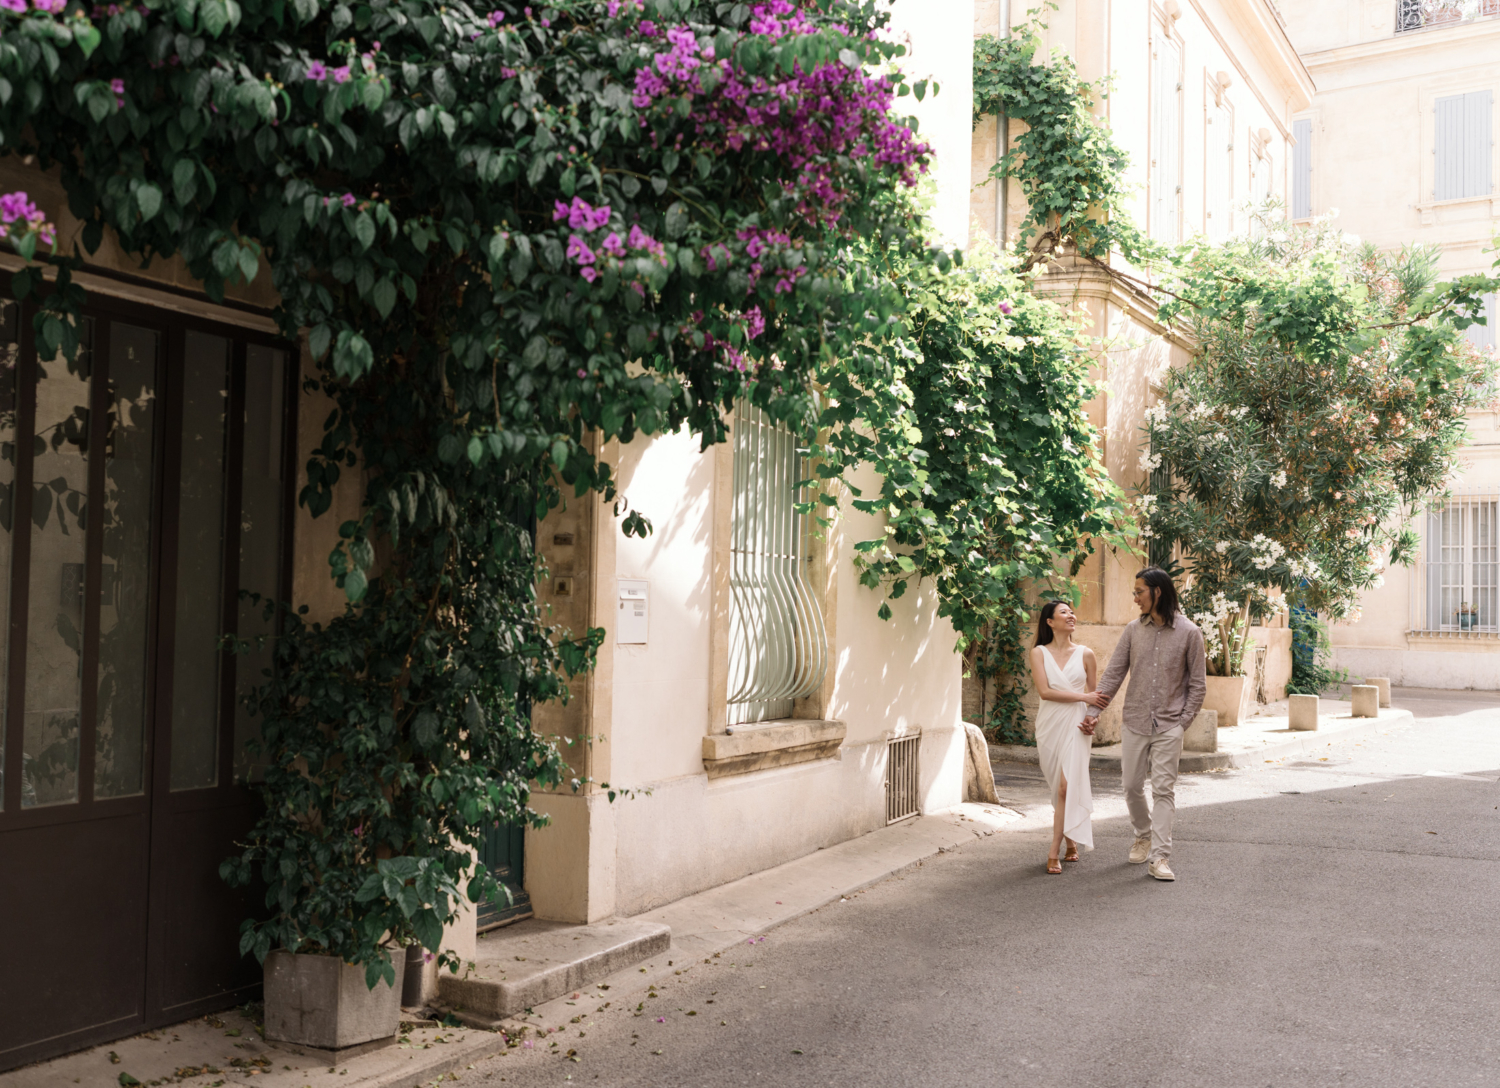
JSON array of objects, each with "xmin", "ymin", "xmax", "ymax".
[{"xmin": 701, "ymin": 719, "xmax": 846, "ymax": 780}]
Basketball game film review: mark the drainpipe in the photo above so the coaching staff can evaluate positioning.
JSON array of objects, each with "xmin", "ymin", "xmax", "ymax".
[{"xmin": 996, "ymin": 0, "xmax": 1011, "ymax": 245}]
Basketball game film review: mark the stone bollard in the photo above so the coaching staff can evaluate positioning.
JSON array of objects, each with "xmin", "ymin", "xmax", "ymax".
[
  {"xmin": 1183, "ymin": 708, "xmax": 1218, "ymax": 753},
  {"xmin": 1289, "ymin": 693, "xmax": 1319, "ymax": 731},
  {"xmin": 1364, "ymin": 676, "xmax": 1391, "ymax": 708},
  {"xmin": 1351, "ymin": 684, "xmax": 1380, "ymax": 718}
]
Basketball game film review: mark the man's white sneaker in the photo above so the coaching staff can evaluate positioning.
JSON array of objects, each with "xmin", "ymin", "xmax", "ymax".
[
  {"xmin": 1128, "ymin": 836, "xmax": 1152, "ymax": 864},
  {"xmin": 1148, "ymin": 859, "xmax": 1176, "ymax": 881}
]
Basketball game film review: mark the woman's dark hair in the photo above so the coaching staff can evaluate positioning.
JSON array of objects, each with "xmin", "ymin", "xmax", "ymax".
[
  {"xmin": 1137, "ymin": 567, "xmax": 1179, "ymax": 624},
  {"xmin": 1035, "ymin": 600, "xmax": 1069, "ymax": 646}
]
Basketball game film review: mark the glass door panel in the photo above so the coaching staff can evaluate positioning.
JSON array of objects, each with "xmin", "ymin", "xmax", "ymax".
[
  {"xmin": 93, "ymin": 323, "xmax": 159, "ymax": 800},
  {"xmin": 233, "ymin": 345, "xmax": 286, "ymax": 784},
  {"xmin": 22, "ymin": 322, "xmax": 93, "ymax": 808},
  {"xmin": 0, "ymin": 304, "xmax": 18, "ymax": 810},
  {"xmin": 169, "ymin": 331, "xmax": 230, "ymax": 791}
]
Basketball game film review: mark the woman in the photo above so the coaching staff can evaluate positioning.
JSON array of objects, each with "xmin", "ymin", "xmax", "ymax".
[{"xmin": 1028, "ymin": 601, "xmax": 1107, "ymax": 874}]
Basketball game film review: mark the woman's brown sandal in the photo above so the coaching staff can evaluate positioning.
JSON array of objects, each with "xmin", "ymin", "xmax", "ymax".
[
  {"xmin": 1046, "ymin": 856, "xmax": 1062, "ymax": 874},
  {"xmin": 1063, "ymin": 842, "xmax": 1080, "ymax": 863}
]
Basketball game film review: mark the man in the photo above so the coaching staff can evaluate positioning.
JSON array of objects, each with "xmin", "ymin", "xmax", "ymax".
[{"xmin": 1083, "ymin": 567, "xmax": 1206, "ymax": 882}]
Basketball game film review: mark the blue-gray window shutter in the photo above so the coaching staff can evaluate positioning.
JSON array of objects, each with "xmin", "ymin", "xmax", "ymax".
[
  {"xmin": 1467, "ymin": 292, "xmax": 1497, "ymax": 352},
  {"xmin": 1292, "ymin": 118, "xmax": 1312, "ymax": 218},
  {"xmin": 1436, "ymin": 90, "xmax": 1493, "ymax": 201}
]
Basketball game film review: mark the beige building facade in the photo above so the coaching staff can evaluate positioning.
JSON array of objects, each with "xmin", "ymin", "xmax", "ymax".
[
  {"xmin": 968, "ymin": 0, "xmax": 1310, "ymax": 736},
  {"xmin": 1282, "ymin": 1, "xmax": 1500, "ymax": 689}
]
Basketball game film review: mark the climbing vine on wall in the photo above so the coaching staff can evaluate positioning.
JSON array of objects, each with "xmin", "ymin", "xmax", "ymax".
[
  {"xmin": 814, "ymin": 241, "xmax": 1129, "ymax": 743},
  {"xmin": 972, "ymin": 24, "xmax": 1155, "ymax": 269},
  {"xmin": 1, "ymin": 0, "xmax": 938, "ymax": 982}
]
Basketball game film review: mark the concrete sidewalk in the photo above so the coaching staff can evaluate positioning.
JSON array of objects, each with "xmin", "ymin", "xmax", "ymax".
[
  {"xmin": 989, "ymin": 698, "xmax": 1416, "ymax": 772},
  {"xmin": 0, "ymin": 804, "xmax": 1022, "ymax": 1088}
]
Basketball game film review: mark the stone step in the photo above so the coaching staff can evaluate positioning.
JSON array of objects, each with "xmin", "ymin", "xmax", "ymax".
[{"xmin": 438, "ymin": 918, "xmax": 671, "ymax": 1026}]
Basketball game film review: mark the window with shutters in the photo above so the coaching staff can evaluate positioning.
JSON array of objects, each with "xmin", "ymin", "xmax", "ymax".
[
  {"xmin": 1204, "ymin": 91, "xmax": 1233, "ymax": 240},
  {"xmin": 1291, "ymin": 118, "xmax": 1313, "ymax": 219},
  {"xmin": 1434, "ymin": 91, "xmax": 1494, "ymax": 201},
  {"xmin": 1466, "ymin": 292, "xmax": 1498, "ymax": 353},
  {"xmin": 1248, "ymin": 130, "xmax": 1273, "ymax": 234},
  {"xmin": 1150, "ymin": 34, "xmax": 1182, "ymax": 244},
  {"xmin": 1412, "ymin": 495, "xmax": 1500, "ymax": 635},
  {"xmin": 725, "ymin": 402, "xmax": 828, "ymax": 725}
]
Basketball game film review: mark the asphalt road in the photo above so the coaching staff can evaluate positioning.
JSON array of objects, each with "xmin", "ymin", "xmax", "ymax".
[{"xmin": 475, "ymin": 688, "xmax": 1500, "ymax": 1088}]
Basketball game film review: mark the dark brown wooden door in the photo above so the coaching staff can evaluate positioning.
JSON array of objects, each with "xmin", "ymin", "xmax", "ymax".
[{"xmin": 0, "ymin": 294, "xmax": 294, "ymax": 1071}]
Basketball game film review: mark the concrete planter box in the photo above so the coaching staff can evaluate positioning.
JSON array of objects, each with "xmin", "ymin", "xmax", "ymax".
[
  {"xmin": 263, "ymin": 950, "xmax": 402, "ymax": 1056},
  {"xmin": 1203, "ymin": 674, "xmax": 1252, "ymax": 730}
]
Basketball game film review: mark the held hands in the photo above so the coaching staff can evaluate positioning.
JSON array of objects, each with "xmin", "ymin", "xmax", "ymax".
[{"xmin": 1078, "ymin": 716, "xmax": 1097, "ymax": 737}]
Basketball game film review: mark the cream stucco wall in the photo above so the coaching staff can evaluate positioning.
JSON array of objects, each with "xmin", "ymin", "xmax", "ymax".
[
  {"xmin": 524, "ymin": 431, "xmax": 965, "ymax": 922},
  {"xmin": 970, "ymin": 0, "xmax": 1311, "ymax": 249},
  {"xmin": 1282, "ymin": 3, "xmax": 1500, "ymax": 687}
]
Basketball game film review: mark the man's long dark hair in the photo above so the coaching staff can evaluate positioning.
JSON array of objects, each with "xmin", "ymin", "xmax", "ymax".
[
  {"xmin": 1138, "ymin": 567, "xmax": 1179, "ymax": 625},
  {"xmin": 1035, "ymin": 600, "xmax": 1066, "ymax": 646}
]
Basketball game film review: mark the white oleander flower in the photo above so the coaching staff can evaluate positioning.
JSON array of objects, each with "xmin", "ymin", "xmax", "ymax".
[
  {"xmin": 1271, "ymin": 470, "xmax": 1287, "ymax": 488},
  {"xmin": 1215, "ymin": 540, "xmax": 1230, "ymax": 554},
  {"xmin": 1139, "ymin": 451, "xmax": 1162, "ymax": 473},
  {"xmin": 1139, "ymin": 525, "xmax": 1155, "ymax": 539}
]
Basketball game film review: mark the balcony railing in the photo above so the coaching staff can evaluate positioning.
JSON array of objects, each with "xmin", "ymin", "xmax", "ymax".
[{"xmin": 1397, "ymin": 0, "xmax": 1500, "ymax": 33}]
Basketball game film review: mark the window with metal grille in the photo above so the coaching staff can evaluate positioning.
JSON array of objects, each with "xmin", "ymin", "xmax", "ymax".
[
  {"xmin": 1291, "ymin": 118, "xmax": 1313, "ymax": 219},
  {"xmin": 1150, "ymin": 35, "xmax": 1182, "ymax": 243},
  {"xmin": 1411, "ymin": 494, "xmax": 1500, "ymax": 634},
  {"xmin": 885, "ymin": 733, "xmax": 921, "ymax": 824},
  {"xmin": 725, "ymin": 402, "xmax": 827, "ymax": 725},
  {"xmin": 1435, "ymin": 91, "xmax": 1493, "ymax": 201}
]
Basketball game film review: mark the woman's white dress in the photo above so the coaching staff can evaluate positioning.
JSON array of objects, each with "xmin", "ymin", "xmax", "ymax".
[{"xmin": 1035, "ymin": 645, "xmax": 1094, "ymax": 851}]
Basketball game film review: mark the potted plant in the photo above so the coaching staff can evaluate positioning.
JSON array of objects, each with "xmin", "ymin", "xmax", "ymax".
[{"xmin": 1458, "ymin": 602, "xmax": 1475, "ymax": 630}]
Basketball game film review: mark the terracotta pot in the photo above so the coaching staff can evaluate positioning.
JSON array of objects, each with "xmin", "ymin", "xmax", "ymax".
[
  {"xmin": 263, "ymin": 949, "xmax": 402, "ymax": 1054},
  {"xmin": 1202, "ymin": 674, "xmax": 1253, "ymax": 729}
]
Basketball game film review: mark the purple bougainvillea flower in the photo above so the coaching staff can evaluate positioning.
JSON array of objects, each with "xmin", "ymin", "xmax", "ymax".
[
  {"xmin": 655, "ymin": 1017, "xmax": 665, "ymax": 1023},
  {"xmin": 306, "ymin": 60, "xmax": 328, "ymax": 81},
  {"xmin": 0, "ymin": 0, "xmax": 28, "ymax": 14},
  {"xmin": 331, "ymin": 65, "xmax": 351, "ymax": 83},
  {"xmin": 999, "ymin": 301, "xmax": 1013, "ymax": 314},
  {"xmin": 579, "ymin": 267, "xmax": 598, "ymax": 283},
  {"xmin": 577, "ymin": 368, "xmax": 587, "ymax": 379},
  {"xmin": 341, "ymin": 193, "xmax": 357, "ymax": 208},
  {"xmin": 488, "ymin": 9, "xmax": 504, "ymax": 25}
]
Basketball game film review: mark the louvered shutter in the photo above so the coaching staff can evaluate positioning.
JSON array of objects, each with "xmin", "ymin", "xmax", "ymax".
[
  {"xmin": 1151, "ymin": 37, "xmax": 1181, "ymax": 242},
  {"xmin": 1292, "ymin": 118, "xmax": 1312, "ymax": 218},
  {"xmin": 1436, "ymin": 91, "xmax": 1493, "ymax": 201},
  {"xmin": 1466, "ymin": 292, "xmax": 1497, "ymax": 352}
]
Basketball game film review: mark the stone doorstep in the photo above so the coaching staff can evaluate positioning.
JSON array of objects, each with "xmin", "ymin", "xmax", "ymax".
[
  {"xmin": 989, "ymin": 706, "xmax": 1417, "ymax": 773},
  {"xmin": 436, "ymin": 918, "xmax": 672, "ymax": 1026}
]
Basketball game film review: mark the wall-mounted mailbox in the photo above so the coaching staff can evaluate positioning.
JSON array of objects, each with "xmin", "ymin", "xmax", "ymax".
[{"xmin": 617, "ymin": 579, "xmax": 648, "ymax": 644}]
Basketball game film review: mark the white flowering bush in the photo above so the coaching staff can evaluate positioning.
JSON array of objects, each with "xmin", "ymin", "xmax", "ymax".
[{"xmin": 1138, "ymin": 211, "xmax": 1498, "ymax": 674}]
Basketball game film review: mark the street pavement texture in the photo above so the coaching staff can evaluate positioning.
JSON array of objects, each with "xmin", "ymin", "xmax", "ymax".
[{"xmin": 477, "ymin": 688, "xmax": 1500, "ymax": 1088}]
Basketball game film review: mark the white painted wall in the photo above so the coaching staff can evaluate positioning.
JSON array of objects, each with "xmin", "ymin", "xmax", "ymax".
[{"xmin": 600, "ymin": 434, "xmax": 965, "ymax": 918}]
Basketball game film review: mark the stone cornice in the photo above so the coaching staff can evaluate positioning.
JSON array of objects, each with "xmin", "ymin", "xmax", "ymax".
[{"xmin": 1299, "ymin": 17, "xmax": 1500, "ymax": 78}]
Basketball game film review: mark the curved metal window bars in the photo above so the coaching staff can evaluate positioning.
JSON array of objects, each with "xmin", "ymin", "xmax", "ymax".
[{"xmin": 725, "ymin": 402, "xmax": 827, "ymax": 725}]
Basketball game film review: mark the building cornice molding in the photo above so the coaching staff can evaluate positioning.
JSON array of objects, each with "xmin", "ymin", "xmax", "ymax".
[
  {"xmin": 1031, "ymin": 256, "xmax": 1198, "ymax": 354},
  {"xmin": 1299, "ymin": 18, "xmax": 1500, "ymax": 76}
]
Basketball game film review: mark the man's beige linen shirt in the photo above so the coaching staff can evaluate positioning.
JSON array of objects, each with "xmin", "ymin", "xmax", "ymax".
[{"xmin": 1095, "ymin": 613, "xmax": 1207, "ymax": 736}]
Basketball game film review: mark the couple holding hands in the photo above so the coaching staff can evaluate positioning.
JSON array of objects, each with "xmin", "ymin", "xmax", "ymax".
[{"xmin": 1026, "ymin": 567, "xmax": 1208, "ymax": 882}]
